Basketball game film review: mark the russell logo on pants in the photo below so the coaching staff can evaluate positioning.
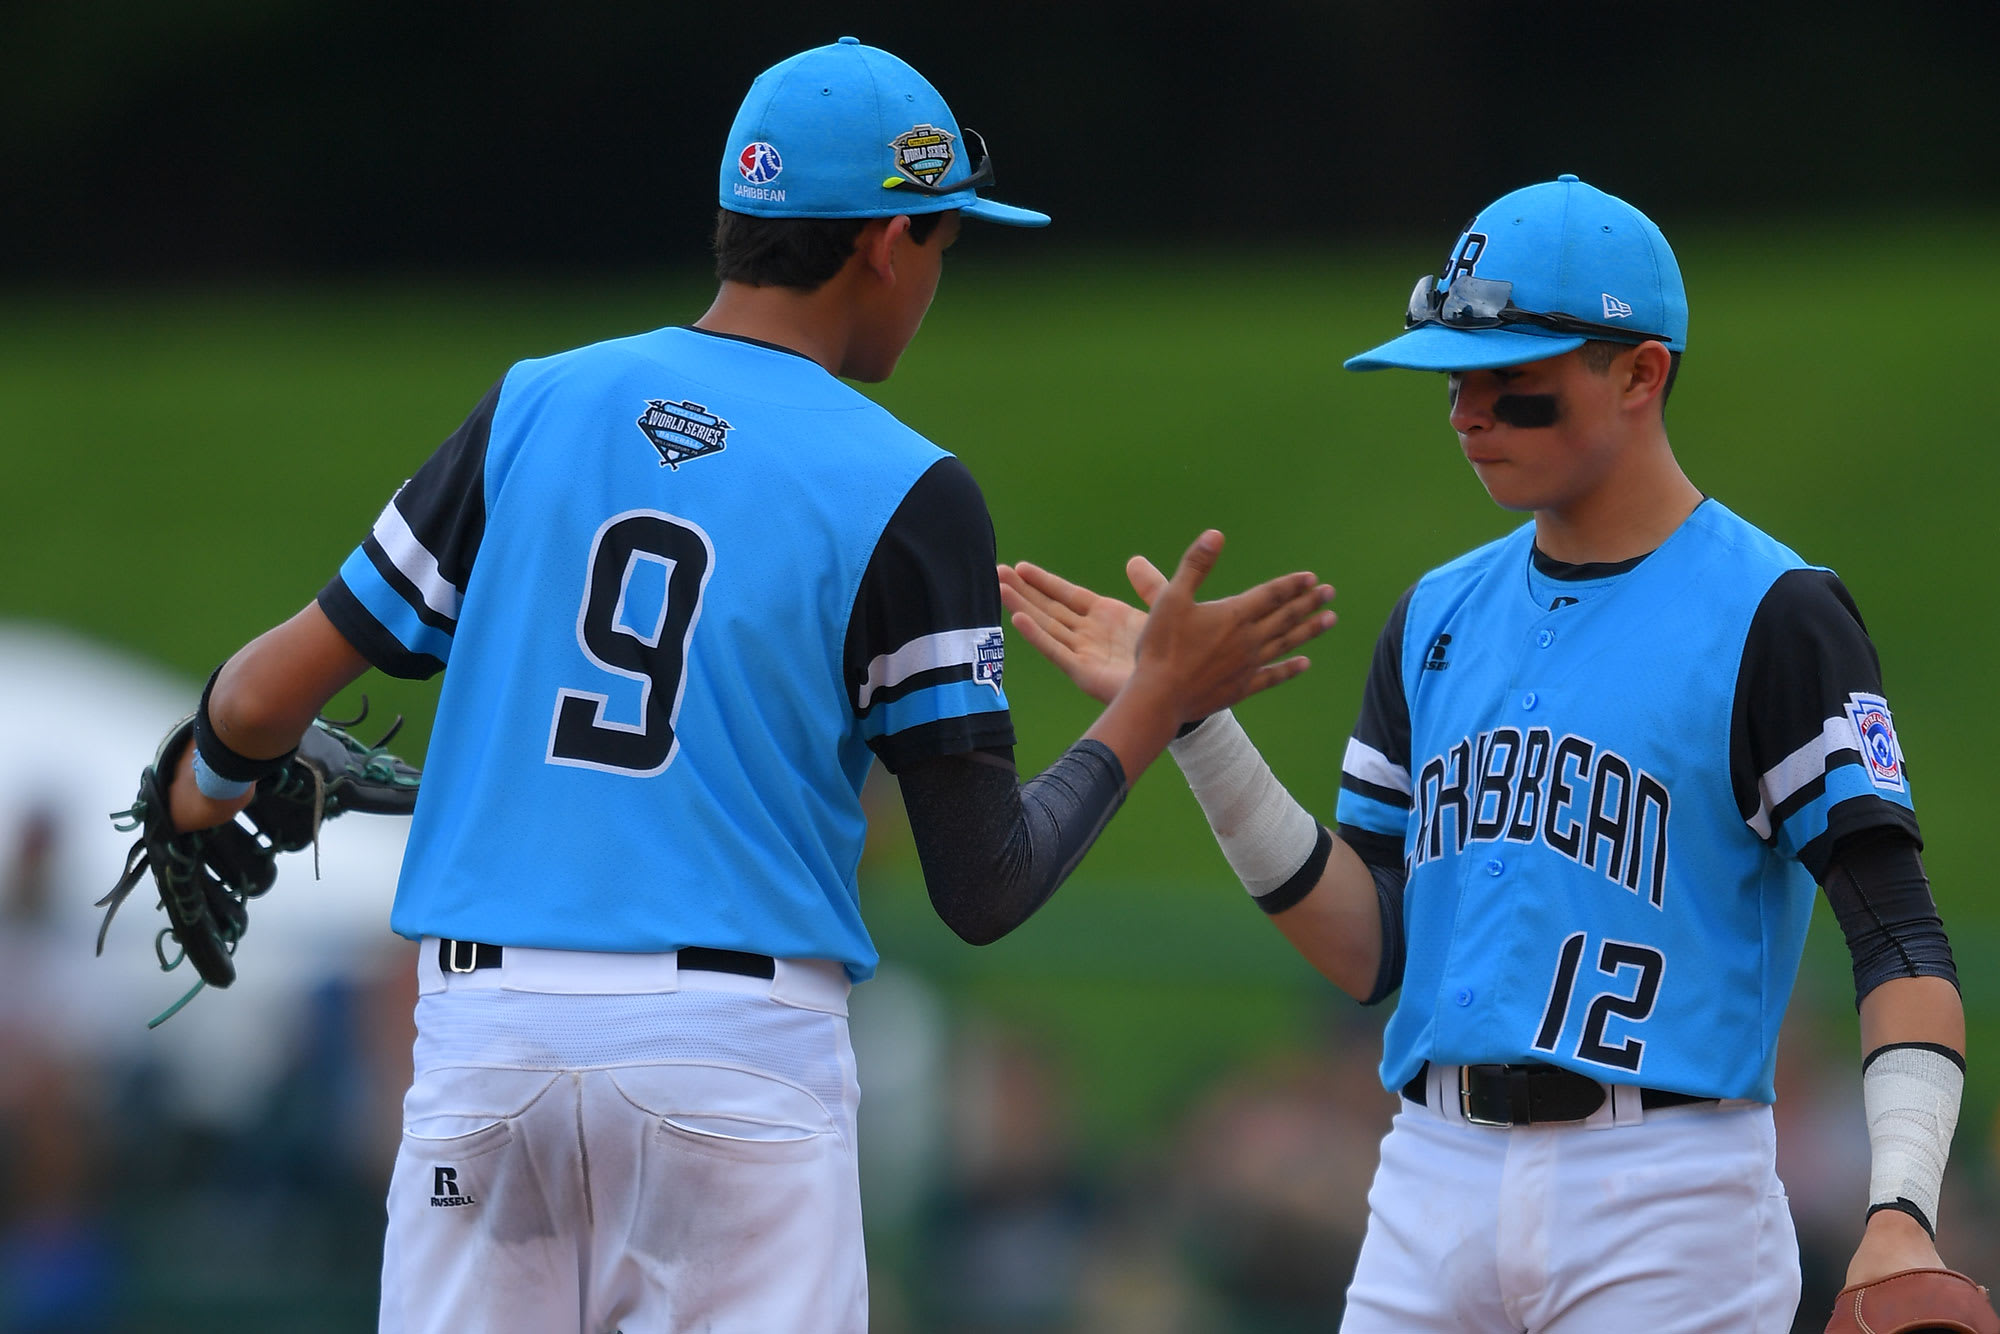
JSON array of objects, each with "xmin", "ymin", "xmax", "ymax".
[{"xmin": 430, "ymin": 1166, "xmax": 477, "ymax": 1208}]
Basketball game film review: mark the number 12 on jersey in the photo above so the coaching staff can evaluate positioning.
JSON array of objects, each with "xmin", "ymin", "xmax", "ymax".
[
  {"xmin": 1530, "ymin": 931, "xmax": 1664, "ymax": 1073},
  {"xmin": 547, "ymin": 509, "xmax": 715, "ymax": 777}
]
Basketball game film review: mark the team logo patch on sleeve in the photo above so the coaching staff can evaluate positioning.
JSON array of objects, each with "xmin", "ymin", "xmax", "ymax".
[
  {"xmin": 636, "ymin": 399, "xmax": 731, "ymax": 470},
  {"xmin": 888, "ymin": 124, "xmax": 956, "ymax": 186},
  {"xmin": 1844, "ymin": 692, "xmax": 1906, "ymax": 791},
  {"xmin": 973, "ymin": 629, "xmax": 1005, "ymax": 693}
]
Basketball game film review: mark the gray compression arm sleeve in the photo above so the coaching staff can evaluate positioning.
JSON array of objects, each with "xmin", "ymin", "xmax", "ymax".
[
  {"xmin": 898, "ymin": 742, "xmax": 1127, "ymax": 946},
  {"xmin": 1822, "ymin": 827, "xmax": 1958, "ymax": 1007}
]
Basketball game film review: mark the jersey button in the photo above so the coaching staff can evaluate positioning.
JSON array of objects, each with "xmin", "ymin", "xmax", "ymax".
[
  {"xmin": 1522, "ymin": 691, "xmax": 1538, "ymax": 710},
  {"xmin": 1536, "ymin": 629, "xmax": 1557, "ymax": 648},
  {"xmin": 1485, "ymin": 859, "xmax": 1504, "ymax": 876},
  {"xmin": 1455, "ymin": 988, "xmax": 1474, "ymax": 1006}
]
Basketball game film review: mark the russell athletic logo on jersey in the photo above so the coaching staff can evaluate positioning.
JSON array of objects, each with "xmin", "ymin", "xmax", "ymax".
[
  {"xmin": 1411, "ymin": 726, "xmax": 1672, "ymax": 908},
  {"xmin": 1844, "ymin": 692, "xmax": 1905, "ymax": 792},
  {"xmin": 888, "ymin": 124, "xmax": 955, "ymax": 186},
  {"xmin": 637, "ymin": 399, "xmax": 732, "ymax": 470}
]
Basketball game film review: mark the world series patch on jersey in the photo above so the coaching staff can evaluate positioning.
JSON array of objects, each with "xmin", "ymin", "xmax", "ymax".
[{"xmin": 1334, "ymin": 500, "xmax": 1919, "ymax": 1104}]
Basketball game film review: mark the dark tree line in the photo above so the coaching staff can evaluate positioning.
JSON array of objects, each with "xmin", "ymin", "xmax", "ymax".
[{"xmin": 4, "ymin": 0, "xmax": 1995, "ymax": 279}]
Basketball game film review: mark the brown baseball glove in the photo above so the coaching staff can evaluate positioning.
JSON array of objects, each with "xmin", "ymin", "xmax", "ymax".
[{"xmin": 1823, "ymin": 1267, "xmax": 2000, "ymax": 1334}]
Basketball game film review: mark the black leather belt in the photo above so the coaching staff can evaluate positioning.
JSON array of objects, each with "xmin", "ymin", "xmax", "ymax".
[
  {"xmin": 1400, "ymin": 1061, "xmax": 1714, "ymax": 1126},
  {"xmin": 438, "ymin": 940, "xmax": 776, "ymax": 980}
]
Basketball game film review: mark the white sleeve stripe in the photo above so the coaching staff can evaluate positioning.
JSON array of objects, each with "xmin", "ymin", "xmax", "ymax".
[
  {"xmin": 371, "ymin": 493, "xmax": 463, "ymax": 623},
  {"xmin": 858, "ymin": 626, "xmax": 998, "ymax": 709},
  {"xmin": 1748, "ymin": 715, "xmax": 1854, "ymax": 839},
  {"xmin": 1343, "ymin": 736, "xmax": 1411, "ymax": 796}
]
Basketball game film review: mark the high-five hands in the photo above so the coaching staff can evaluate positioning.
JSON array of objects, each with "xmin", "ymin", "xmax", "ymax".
[
  {"xmin": 1000, "ymin": 532, "xmax": 1334, "ymax": 717},
  {"xmin": 998, "ymin": 532, "xmax": 1334, "ymax": 779}
]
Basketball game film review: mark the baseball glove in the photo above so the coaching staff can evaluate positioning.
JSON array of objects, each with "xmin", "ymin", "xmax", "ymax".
[
  {"xmin": 99, "ymin": 707, "xmax": 421, "ymax": 1024},
  {"xmin": 1823, "ymin": 1266, "xmax": 2000, "ymax": 1334}
]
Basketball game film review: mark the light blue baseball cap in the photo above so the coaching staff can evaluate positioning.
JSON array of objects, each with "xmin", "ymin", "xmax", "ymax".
[
  {"xmin": 1346, "ymin": 175, "xmax": 1686, "ymax": 372},
  {"xmin": 720, "ymin": 37, "xmax": 1050, "ymax": 228}
]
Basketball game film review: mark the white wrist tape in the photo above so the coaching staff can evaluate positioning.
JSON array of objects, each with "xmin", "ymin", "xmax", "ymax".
[
  {"xmin": 1167, "ymin": 710, "xmax": 1319, "ymax": 897},
  {"xmin": 1863, "ymin": 1043, "xmax": 1964, "ymax": 1234}
]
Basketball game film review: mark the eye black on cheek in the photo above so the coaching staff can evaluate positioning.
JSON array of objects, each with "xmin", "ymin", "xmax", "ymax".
[{"xmin": 1493, "ymin": 393, "xmax": 1560, "ymax": 429}]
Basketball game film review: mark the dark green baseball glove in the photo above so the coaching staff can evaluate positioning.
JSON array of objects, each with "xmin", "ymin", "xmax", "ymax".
[{"xmin": 99, "ymin": 708, "xmax": 421, "ymax": 1024}]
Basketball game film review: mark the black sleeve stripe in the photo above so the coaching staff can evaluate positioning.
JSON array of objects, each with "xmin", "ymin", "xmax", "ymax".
[
  {"xmin": 856, "ymin": 661, "xmax": 981, "ymax": 716},
  {"xmin": 870, "ymin": 713, "xmax": 1018, "ymax": 774},
  {"xmin": 361, "ymin": 534, "xmax": 460, "ymax": 637},
  {"xmin": 1255, "ymin": 825, "xmax": 1333, "ymax": 916},
  {"xmin": 316, "ymin": 578, "xmax": 446, "ymax": 680},
  {"xmin": 1340, "ymin": 772, "xmax": 1414, "ymax": 810},
  {"xmin": 1766, "ymin": 770, "xmax": 1834, "ymax": 838}
]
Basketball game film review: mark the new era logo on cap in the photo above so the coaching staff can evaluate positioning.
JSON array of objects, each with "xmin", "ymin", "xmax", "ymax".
[{"xmin": 1602, "ymin": 293, "xmax": 1634, "ymax": 320}]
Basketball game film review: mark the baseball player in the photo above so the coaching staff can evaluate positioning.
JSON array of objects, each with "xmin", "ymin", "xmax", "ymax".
[
  {"xmin": 1000, "ymin": 176, "xmax": 1984, "ymax": 1331},
  {"xmin": 149, "ymin": 38, "xmax": 1335, "ymax": 1334}
]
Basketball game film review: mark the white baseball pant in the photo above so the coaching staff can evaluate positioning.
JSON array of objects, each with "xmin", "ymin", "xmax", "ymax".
[
  {"xmin": 378, "ymin": 941, "xmax": 865, "ymax": 1334},
  {"xmin": 1341, "ymin": 1066, "xmax": 1801, "ymax": 1332}
]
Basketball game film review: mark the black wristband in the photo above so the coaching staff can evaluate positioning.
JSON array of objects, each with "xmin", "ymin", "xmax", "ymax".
[
  {"xmin": 1863, "ymin": 1040, "xmax": 1967, "ymax": 1075},
  {"xmin": 1867, "ymin": 1197, "xmax": 1937, "ymax": 1241},
  {"xmin": 193, "ymin": 666, "xmax": 296, "ymax": 784},
  {"xmin": 1254, "ymin": 824, "xmax": 1332, "ymax": 917}
]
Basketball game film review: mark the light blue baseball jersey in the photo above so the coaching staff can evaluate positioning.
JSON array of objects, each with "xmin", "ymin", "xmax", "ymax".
[
  {"xmin": 319, "ymin": 326, "xmax": 1015, "ymax": 979},
  {"xmin": 1335, "ymin": 500, "xmax": 1919, "ymax": 1102}
]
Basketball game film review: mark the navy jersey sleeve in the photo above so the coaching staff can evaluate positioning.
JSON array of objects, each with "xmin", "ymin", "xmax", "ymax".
[
  {"xmin": 845, "ymin": 457, "xmax": 1015, "ymax": 772},
  {"xmin": 1730, "ymin": 567, "xmax": 1922, "ymax": 881},
  {"xmin": 317, "ymin": 379, "xmax": 499, "ymax": 679},
  {"xmin": 1335, "ymin": 585, "xmax": 1416, "ymax": 868}
]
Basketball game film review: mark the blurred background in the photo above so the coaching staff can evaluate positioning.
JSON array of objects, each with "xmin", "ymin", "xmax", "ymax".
[{"xmin": 4, "ymin": 2, "xmax": 1998, "ymax": 1329}]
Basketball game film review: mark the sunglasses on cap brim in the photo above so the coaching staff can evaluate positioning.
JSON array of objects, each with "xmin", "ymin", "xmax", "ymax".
[
  {"xmin": 1406, "ymin": 274, "xmax": 1670, "ymax": 345},
  {"xmin": 880, "ymin": 127, "xmax": 995, "ymax": 197}
]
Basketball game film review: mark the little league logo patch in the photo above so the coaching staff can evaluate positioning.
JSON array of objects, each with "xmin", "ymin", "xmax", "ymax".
[
  {"xmin": 737, "ymin": 141, "xmax": 783, "ymax": 185},
  {"xmin": 973, "ymin": 629, "xmax": 1004, "ymax": 693},
  {"xmin": 637, "ymin": 399, "xmax": 731, "ymax": 470},
  {"xmin": 889, "ymin": 123, "xmax": 955, "ymax": 187},
  {"xmin": 1844, "ymin": 691, "xmax": 1905, "ymax": 792}
]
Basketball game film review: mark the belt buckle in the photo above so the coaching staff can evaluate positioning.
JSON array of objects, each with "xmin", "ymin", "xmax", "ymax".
[
  {"xmin": 1458, "ymin": 1064, "xmax": 1514, "ymax": 1128},
  {"xmin": 446, "ymin": 939, "xmax": 479, "ymax": 974}
]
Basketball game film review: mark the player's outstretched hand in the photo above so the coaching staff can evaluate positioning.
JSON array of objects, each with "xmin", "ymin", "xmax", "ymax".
[
  {"xmin": 998, "ymin": 560, "xmax": 1145, "ymax": 704},
  {"xmin": 1126, "ymin": 530, "xmax": 1335, "ymax": 723},
  {"xmin": 1002, "ymin": 536, "xmax": 1333, "ymax": 717}
]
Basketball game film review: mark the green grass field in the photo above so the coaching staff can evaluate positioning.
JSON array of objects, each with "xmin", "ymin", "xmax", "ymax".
[{"xmin": 5, "ymin": 216, "xmax": 1997, "ymax": 1152}]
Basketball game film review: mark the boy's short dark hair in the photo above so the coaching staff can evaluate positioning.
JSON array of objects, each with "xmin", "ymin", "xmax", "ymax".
[
  {"xmin": 714, "ymin": 210, "xmax": 945, "ymax": 291},
  {"xmin": 1580, "ymin": 339, "xmax": 1682, "ymax": 408}
]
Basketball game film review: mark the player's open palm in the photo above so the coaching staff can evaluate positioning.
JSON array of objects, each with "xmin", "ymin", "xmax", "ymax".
[
  {"xmin": 1127, "ymin": 531, "xmax": 1334, "ymax": 722},
  {"xmin": 998, "ymin": 560, "xmax": 1147, "ymax": 703}
]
